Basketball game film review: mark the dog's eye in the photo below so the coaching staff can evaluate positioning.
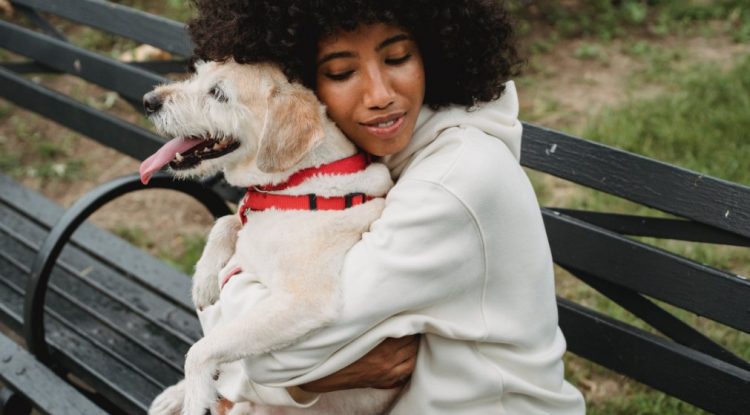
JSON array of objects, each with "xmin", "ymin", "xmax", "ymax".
[{"xmin": 209, "ymin": 85, "xmax": 228, "ymax": 103}]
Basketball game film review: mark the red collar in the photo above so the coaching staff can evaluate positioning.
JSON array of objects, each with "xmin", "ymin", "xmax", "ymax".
[{"xmin": 239, "ymin": 153, "xmax": 376, "ymax": 224}]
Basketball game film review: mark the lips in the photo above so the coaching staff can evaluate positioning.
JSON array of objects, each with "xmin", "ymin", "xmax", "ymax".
[{"xmin": 360, "ymin": 112, "xmax": 405, "ymax": 139}]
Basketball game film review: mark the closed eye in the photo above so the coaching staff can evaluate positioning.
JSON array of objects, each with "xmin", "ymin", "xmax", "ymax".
[
  {"xmin": 324, "ymin": 71, "xmax": 354, "ymax": 81},
  {"xmin": 385, "ymin": 54, "xmax": 411, "ymax": 65}
]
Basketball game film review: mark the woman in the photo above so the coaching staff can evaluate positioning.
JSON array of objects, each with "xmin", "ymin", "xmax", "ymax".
[{"xmin": 189, "ymin": 0, "xmax": 585, "ymax": 413}]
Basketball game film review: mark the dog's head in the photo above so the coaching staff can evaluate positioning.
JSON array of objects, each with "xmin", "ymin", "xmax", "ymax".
[{"xmin": 139, "ymin": 60, "xmax": 326, "ymax": 185}]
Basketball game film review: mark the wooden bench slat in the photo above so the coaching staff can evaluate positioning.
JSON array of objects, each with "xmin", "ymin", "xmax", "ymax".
[
  {"xmin": 0, "ymin": 175, "xmax": 213, "ymax": 413},
  {"xmin": 0, "ymin": 271, "xmax": 156, "ymax": 415},
  {"xmin": 544, "ymin": 209, "xmax": 750, "ymax": 333},
  {"xmin": 571, "ymin": 268, "xmax": 750, "ymax": 370},
  {"xmin": 10, "ymin": 0, "xmax": 193, "ymax": 56},
  {"xmin": 0, "ymin": 20, "xmax": 167, "ymax": 102},
  {"xmin": 559, "ymin": 297, "xmax": 750, "ymax": 415},
  {"xmin": 0, "ymin": 189, "xmax": 198, "ymax": 353},
  {"xmin": 0, "ymin": 65, "xmax": 165, "ymax": 162},
  {"xmin": 553, "ymin": 209, "xmax": 750, "ymax": 247},
  {"xmin": 0, "ymin": 253, "xmax": 183, "ymax": 389},
  {"xmin": 0, "ymin": 213, "xmax": 200, "ymax": 343},
  {"xmin": 0, "ymin": 175, "xmax": 195, "ymax": 311},
  {"xmin": 0, "ymin": 332, "xmax": 108, "ymax": 415},
  {"xmin": 523, "ymin": 123, "xmax": 750, "ymax": 238},
  {"xmin": 1, "ymin": 60, "xmax": 189, "ymax": 75}
]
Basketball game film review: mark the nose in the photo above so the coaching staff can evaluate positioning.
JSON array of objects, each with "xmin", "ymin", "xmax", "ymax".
[
  {"xmin": 363, "ymin": 66, "xmax": 395, "ymax": 110},
  {"xmin": 143, "ymin": 91, "xmax": 163, "ymax": 115}
]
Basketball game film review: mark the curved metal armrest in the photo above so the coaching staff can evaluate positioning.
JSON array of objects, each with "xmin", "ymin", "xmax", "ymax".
[{"xmin": 24, "ymin": 172, "xmax": 233, "ymax": 364}]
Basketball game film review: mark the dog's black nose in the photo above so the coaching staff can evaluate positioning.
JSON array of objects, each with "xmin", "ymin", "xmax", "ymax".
[{"xmin": 143, "ymin": 91, "xmax": 163, "ymax": 115}]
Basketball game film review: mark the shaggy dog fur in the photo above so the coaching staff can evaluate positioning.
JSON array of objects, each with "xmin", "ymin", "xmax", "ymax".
[{"xmin": 141, "ymin": 61, "xmax": 396, "ymax": 415}]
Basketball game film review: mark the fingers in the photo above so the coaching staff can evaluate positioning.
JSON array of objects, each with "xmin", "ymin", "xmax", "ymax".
[
  {"xmin": 372, "ymin": 339, "xmax": 418, "ymax": 389},
  {"xmin": 373, "ymin": 357, "xmax": 416, "ymax": 389},
  {"xmin": 299, "ymin": 335, "xmax": 421, "ymax": 392}
]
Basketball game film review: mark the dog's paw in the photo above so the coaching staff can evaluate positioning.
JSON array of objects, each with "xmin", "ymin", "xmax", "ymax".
[
  {"xmin": 182, "ymin": 346, "xmax": 220, "ymax": 415},
  {"xmin": 149, "ymin": 380, "xmax": 185, "ymax": 415},
  {"xmin": 181, "ymin": 382, "xmax": 217, "ymax": 415},
  {"xmin": 192, "ymin": 267, "xmax": 221, "ymax": 310}
]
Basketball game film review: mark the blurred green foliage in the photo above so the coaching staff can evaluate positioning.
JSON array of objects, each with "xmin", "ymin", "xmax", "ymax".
[{"xmin": 508, "ymin": 0, "xmax": 750, "ymax": 42}]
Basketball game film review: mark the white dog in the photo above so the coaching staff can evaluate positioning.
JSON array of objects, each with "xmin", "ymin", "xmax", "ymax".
[{"xmin": 140, "ymin": 61, "xmax": 397, "ymax": 415}]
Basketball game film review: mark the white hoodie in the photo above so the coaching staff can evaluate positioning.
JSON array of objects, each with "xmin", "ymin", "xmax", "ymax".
[{"xmin": 219, "ymin": 81, "xmax": 586, "ymax": 414}]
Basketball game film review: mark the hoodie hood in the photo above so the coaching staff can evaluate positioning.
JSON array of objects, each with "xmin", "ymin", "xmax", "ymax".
[{"xmin": 383, "ymin": 81, "xmax": 522, "ymax": 179}]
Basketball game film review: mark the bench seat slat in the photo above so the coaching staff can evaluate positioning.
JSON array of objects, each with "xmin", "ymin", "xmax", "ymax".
[
  {"xmin": 0, "ymin": 203, "xmax": 198, "ymax": 365},
  {"xmin": 0, "ymin": 331, "xmax": 108, "ymax": 415},
  {"xmin": 523, "ymin": 123, "xmax": 750, "ymax": 239},
  {"xmin": 544, "ymin": 209, "xmax": 750, "ymax": 333},
  {"xmin": 0, "ymin": 174, "xmax": 211, "ymax": 413},
  {"xmin": 0, "ymin": 271, "xmax": 157, "ymax": 415},
  {"xmin": 0, "ymin": 251, "xmax": 184, "ymax": 389},
  {"xmin": 0, "ymin": 201, "xmax": 199, "ymax": 338},
  {"xmin": 0, "ymin": 175, "xmax": 195, "ymax": 311},
  {"xmin": 10, "ymin": 0, "xmax": 193, "ymax": 56},
  {"xmin": 0, "ymin": 214, "xmax": 200, "ymax": 343}
]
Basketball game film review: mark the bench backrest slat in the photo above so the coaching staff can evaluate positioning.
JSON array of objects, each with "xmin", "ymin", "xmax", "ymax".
[
  {"xmin": 0, "ymin": 20, "xmax": 166, "ymax": 102},
  {"xmin": 11, "ymin": 0, "xmax": 193, "ymax": 56},
  {"xmin": 559, "ymin": 298, "xmax": 750, "ymax": 415},
  {"xmin": 522, "ymin": 123, "xmax": 750, "ymax": 238},
  {"xmin": 552, "ymin": 209, "xmax": 750, "ymax": 247},
  {"xmin": 0, "ymin": 66, "xmax": 164, "ymax": 161},
  {"xmin": 570, "ymin": 268, "xmax": 750, "ymax": 371},
  {"xmin": 544, "ymin": 210, "xmax": 750, "ymax": 333},
  {"xmin": 15, "ymin": 3, "xmax": 67, "ymax": 40}
]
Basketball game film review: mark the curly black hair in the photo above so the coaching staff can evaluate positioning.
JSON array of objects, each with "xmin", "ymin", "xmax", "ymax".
[{"xmin": 188, "ymin": 0, "xmax": 522, "ymax": 109}]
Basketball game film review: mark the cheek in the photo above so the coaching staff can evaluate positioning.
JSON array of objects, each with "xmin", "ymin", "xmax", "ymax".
[
  {"xmin": 405, "ymin": 59, "xmax": 426, "ymax": 102},
  {"xmin": 316, "ymin": 84, "xmax": 355, "ymax": 128}
]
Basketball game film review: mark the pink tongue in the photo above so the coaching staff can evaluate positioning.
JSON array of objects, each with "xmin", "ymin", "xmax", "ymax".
[{"xmin": 139, "ymin": 137, "xmax": 203, "ymax": 184}]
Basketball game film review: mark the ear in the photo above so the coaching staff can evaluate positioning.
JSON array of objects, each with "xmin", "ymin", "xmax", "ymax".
[{"xmin": 256, "ymin": 83, "xmax": 326, "ymax": 173}]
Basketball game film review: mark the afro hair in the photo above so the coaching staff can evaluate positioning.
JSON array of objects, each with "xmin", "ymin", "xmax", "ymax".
[{"xmin": 188, "ymin": 0, "xmax": 523, "ymax": 109}]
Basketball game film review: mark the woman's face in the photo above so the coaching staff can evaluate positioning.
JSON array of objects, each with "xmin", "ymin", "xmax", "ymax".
[{"xmin": 316, "ymin": 23, "xmax": 426, "ymax": 157}]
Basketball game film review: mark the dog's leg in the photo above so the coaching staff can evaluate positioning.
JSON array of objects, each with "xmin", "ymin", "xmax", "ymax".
[
  {"xmin": 193, "ymin": 214, "xmax": 242, "ymax": 310},
  {"xmin": 181, "ymin": 279, "xmax": 338, "ymax": 415},
  {"xmin": 149, "ymin": 379, "xmax": 185, "ymax": 415}
]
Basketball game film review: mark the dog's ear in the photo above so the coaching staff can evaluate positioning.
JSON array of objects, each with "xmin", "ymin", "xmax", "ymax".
[{"xmin": 256, "ymin": 83, "xmax": 325, "ymax": 173}]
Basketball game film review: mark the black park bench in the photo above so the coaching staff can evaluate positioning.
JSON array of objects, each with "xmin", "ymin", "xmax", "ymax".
[{"xmin": 0, "ymin": 1, "xmax": 748, "ymax": 414}]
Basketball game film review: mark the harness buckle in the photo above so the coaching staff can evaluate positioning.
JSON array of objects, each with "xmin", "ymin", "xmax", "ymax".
[{"xmin": 345, "ymin": 192, "xmax": 366, "ymax": 208}]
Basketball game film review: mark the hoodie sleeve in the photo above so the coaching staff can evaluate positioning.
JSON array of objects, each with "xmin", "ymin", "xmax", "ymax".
[{"xmin": 242, "ymin": 176, "xmax": 487, "ymax": 386}]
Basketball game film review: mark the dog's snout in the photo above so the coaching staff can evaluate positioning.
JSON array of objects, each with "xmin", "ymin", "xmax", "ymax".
[{"xmin": 143, "ymin": 91, "xmax": 163, "ymax": 115}]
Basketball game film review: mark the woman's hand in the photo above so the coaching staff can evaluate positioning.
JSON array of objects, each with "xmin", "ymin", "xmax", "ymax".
[{"xmin": 299, "ymin": 335, "xmax": 419, "ymax": 393}]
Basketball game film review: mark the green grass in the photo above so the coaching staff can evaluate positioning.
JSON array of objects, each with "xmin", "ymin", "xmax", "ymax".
[
  {"xmin": 160, "ymin": 234, "xmax": 207, "ymax": 275},
  {"xmin": 510, "ymin": 0, "xmax": 750, "ymax": 42},
  {"xmin": 584, "ymin": 54, "xmax": 750, "ymax": 185},
  {"xmin": 113, "ymin": 225, "xmax": 206, "ymax": 275}
]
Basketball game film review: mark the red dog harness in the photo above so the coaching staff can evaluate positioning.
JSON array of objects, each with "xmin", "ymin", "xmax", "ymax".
[
  {"xmin": 238, "ymin": 152, "xmax": 376, "ymax": 225},
  {"xmin": 224, "ymin": 153, "xmax": 377, "ymax": 289}
]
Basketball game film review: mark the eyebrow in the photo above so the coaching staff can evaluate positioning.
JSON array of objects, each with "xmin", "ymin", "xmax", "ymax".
[{"xmin": 317, "ymin": 33, "xmax": 411, "ymax": 66}]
